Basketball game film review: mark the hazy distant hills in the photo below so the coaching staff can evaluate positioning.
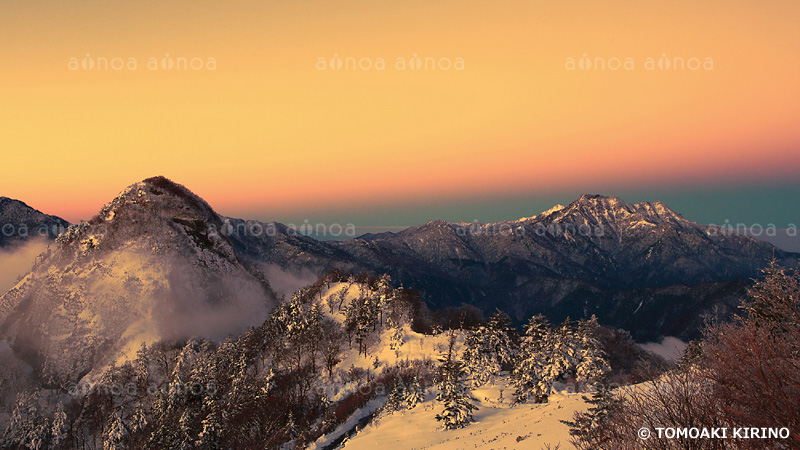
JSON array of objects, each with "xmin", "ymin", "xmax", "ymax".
[
  {"xmin": 1, "ymin": 177, "xmax": 796, "ymax": 383},
  {"xmin": 0, "ymin": 197, "xmax": 69, "ymax": 248}
]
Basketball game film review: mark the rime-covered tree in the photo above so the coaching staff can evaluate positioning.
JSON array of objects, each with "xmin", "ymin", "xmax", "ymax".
[
  {"xmin": 344, "ymin": 292, "xmax": 381, "ymax": 357},
  {"xmin": 462, "ymin": 310, "xmax": 517, "ymax": 386},
  {"xmin": 4, "ymin": 390, "xmax": 50, "ymax": 450},
  {"xmin": 103, "ymin": 410, "xmax": 127, "ymax": 450},
  {"xmin": 574, "ymin": 317, "xmax": 610, "ymax": 384},
  {"xmin": 513, "ymin": 315, "xmax": 609, "ymax": 403},
  {"xmin": 175, "ymin": 410, "xmax": 194, "ymax": 450},
  {"xmin": 129, "ymin": 404, "xmax": 148, "ymax": 435},
  {"xmin": 197, "ymin": 409, "xmax": 223, "ymax": 450},
  {"xmin": 562, "ymin": 378, "xmax": 622, "ymax": 448},
  {"xmin": 435, "ymin": 333, "xmax": 477, "ymax": 429},
  {"xmin": 405, "ymin": 377, "xmax": 424, "ymax": 410},
  {"xmin": 512, "ymin": 315, "xmax": 555, "ymax": 403},
  {"xmin": 742, "ymin": 258, "xmax": 800, "ymax": 334},
  {"xmin": 384, "ymin": 383, "xmax": 406, "ymax": 413},
  {"xmin": 50, "ymin": 401, "xmax": 68, "ymax": 448}
]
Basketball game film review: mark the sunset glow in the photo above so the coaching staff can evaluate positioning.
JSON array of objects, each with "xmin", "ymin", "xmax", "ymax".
[{"xmin": 2, "ymin": 0, "xmax": 799, "ymax": 223}]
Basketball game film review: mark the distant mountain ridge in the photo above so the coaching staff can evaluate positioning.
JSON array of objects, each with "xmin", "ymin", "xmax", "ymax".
[
  {"xmin": 0, "ymin": 197, "xmax": 70, "ymax": 248},
  {"xmin": 225, "ymin": 193, "xmax": 796, "ymax": 340}
]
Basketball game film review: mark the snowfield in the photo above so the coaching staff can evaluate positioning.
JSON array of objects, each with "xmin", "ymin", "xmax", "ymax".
[{"xmin": 337, "ymin": 381, "xmax": 586, "ymax": 450}]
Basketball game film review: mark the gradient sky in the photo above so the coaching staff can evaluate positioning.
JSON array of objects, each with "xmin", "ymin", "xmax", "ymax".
[{"xmin": 2, "ymin": 0, "xmax": 799, "ymax": 229}]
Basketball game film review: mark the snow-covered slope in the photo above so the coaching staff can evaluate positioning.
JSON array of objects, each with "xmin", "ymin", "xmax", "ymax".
[
  {"xmin": 0, "ymin": 177, "xmax": 277, "ymax": 384},
  {"xmin": 303, "ymin": 281, "xmax": 586, "ymax": 450},
  {"xmin": 315, "ymin": 280, "xmax": 459, "ymax": 374},
  {"xmin": 340, "ymin": 382, "xmax": 585, "ymax": 450}
]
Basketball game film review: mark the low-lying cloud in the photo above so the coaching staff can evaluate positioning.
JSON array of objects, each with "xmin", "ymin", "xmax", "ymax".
[
  {"xmin": 260, "ymin": 263, "xmax": 321, "ymax": 300},
  {"xmin": 156, "ymin": 260, "xmax": 277, "ymax": 341},
  {"xmin": 639, "ymin": 336, "xmax": 688, "ymax": 362},
  {"xmin": 0, "ymin": 239, "xmax": 49, "ymax": 295}
]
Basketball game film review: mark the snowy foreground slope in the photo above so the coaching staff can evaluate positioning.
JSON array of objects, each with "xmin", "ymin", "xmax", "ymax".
[
  {"xmin": 323, "ymin": 383, "xmax": 585, "ymax": 450},
  {"xmin": 306, "ymin": 282, "xmax": 587, "ymax": 450}
]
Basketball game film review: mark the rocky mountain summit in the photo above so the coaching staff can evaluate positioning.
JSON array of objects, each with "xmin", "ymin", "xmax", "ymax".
[{"xmin": 0, "ymin": 177, "xmax": 277, "ymax": 383}]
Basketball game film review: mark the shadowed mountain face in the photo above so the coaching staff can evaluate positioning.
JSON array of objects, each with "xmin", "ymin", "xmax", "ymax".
[
  {"xmin": 226, "ymin": 194, "xmax": 797, "ymax": 341},
  {"xmin": 0, "ymin": 197, "xmax": 70, "ymax": 248},
  {"xmin": 0, "ymin": 177, "xmax": 277, "ymax": 384}
]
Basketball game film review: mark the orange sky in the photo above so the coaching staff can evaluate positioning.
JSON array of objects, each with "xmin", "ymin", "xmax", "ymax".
[{"xmin": 2, "ymin": 0, "xmax": 799, "ymax": 223}]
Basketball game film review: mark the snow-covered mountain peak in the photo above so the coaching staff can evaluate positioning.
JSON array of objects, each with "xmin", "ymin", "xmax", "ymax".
[
  {"xmin": 98, "ymin": 176, "xmax": 219, "ymax": 225},
  {"xmin": 53, "ymin": 176, "xmax": 236, "ymax": 263},
  {"xmin": 554, "ymin": 194, "xmax": 686, "ymax": 230},
  {"xmin": 634, "ymin": 200, "xmax": 682, "ymax": 221},
  {"xmin": 514, "ymin": 204, "xmax": 566, "ymax": 223},
  {"xmin": 0, "ymin": 177, "xmax": 276, "ymax": 384}
]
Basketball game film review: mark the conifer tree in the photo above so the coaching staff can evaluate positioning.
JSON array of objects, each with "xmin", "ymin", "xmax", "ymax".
[
  {"xmin": 385, "ymin": 383, "xmax": 406, "ymax": 413},
  {"xmin": 511, "ymin": 315, "xmax": 555, "ymax": 403},
  {"xmin": 51, "ymin": 401, "xmax": 68, "ymax": 448},
  {"xmin": 435, "ymin": 333, "xmax": 478, "ymax": 429},
  {"xmin": 4, "ymin": 390, "xmax": 49, "ymax": 450},
  {"xmin": 574, "ymin": 317, "xmax": 610, "ymax": 384},
  {"xmin": 405, "ymin": 377, "xmax": 424, "ymax": 410},
  {"xmin": 462, "ymin": 310, "xmax": 517, "ymax": 386},
  {"xmin": 103, "ymin": 410, "xmax": 127, "ymax": 450},
  {"xmin": 561, "ymin": 379, "xmax": 622, "ymax": 447}
]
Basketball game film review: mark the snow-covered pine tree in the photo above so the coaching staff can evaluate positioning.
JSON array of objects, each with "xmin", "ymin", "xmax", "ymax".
[
  {"xmin": 134, "ymin": 342, "xmax": 150, "ymax": 387},
  {"xmin": 547, "ymin": 318, "xmax": 579, "ymax": 383},
  {"xmin": 462, "ymin": 310, "xmax": 517, "ymax": 387},
  {"xmin": 511, "ymin": 315, "xmax": 555, "ymax": 403},
  {"xmin": 130, "ymin": 404, "xmax": 148, "ymax": 434},
  {"xmin": 103, "ymin": 410, "xmax": 127, "ymax": 450},
  {"xmin": 344, "ymin": 292, "xmax": 381, "ymax": 357},
  {"xmin": 385, "ymin": 382, "xmax": 406, "ymax": 413},
  {"xmin": 197, "ymin": 409, "xmax": 224, "ymax": 450},
  {"xmin": 561, "ymin": 378, "xmax": 622, "ymax": 447},
  {"xmin": 3, "ymin": 390, "xmax": 49, "ymax": 450},
  {"xmin": 51, "ymin": 401, "xmax": 68, "ymax": 448},
  {"xmin": 462, "ymin": 327, "xmax": 499, "ymax": 387},
  {"xmin": 405, "ymin": 377, "xmax": 424, "ymax": 410},
  {"xmin": 435, "ymin": 333, "xmax": 478, "ymax": 429},
  {"xmin": 488, "ymin": 310, "xmax": 517, "ymax": 361},
  {"xmin": 574, "ymin": 317, "xmax": 610, "ymax": 385},
  {"xmin": 389, "ymin": 326, "xmax": 404, "ymax": 350}
]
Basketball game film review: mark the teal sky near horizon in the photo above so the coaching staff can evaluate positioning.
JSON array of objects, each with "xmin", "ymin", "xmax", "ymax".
[{"xmin": 232, "ymin": 182, "xmax": 800, "ymax": 230}]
